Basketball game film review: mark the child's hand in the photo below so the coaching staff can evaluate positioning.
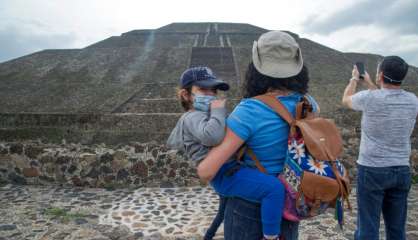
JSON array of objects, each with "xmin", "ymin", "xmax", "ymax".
[{"xmin": 211, "ymin": 99, "xmax": 226, "ymax": 109}]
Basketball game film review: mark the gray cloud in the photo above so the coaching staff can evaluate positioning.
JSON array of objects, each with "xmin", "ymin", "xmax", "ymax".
[
  {"xmin": 402, "ymin": 52, "xmax": 418, "ymax": 68},
  {"xmin": 378, "ymin": 46, "xmax": 418, "ymax": 68},
  {"xmin": 302, "ymin": 0, "xmax": 418, "ymax": 66},
  {"xmin": 0, "ymin": 21, "xmax": 77, "ymax": 63},
  {"xmin": 303, "ymin": 0, "xmax": 418, "ymax": 35},
  {"xmin": 342, "ymin": 32, "xmax": 418, "ymax": 67}
]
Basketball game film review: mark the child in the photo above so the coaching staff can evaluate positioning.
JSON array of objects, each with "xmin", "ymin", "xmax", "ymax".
[
  {"xmin": 167, "ymin": 66, "xmax": 285, "ymax": 240},
  {"xmin": 167, "ymin": 66, "xmax": 228, "ymax": 239}
]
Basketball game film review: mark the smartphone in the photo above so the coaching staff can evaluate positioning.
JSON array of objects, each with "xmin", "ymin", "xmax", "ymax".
[{"xmin": 355, "ymin": 62, "xmax": 365, "ymax": 79}]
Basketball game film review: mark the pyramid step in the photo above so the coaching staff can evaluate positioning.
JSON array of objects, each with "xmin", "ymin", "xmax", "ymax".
[
  {"xmin": 0, "ymin": 113, "xmax": 182, "ymax": 144},
  {"xmin": 116, "ymin": 98, "xmax": 241, "ymax": 113},
  {"xmin": 189, "ymin": 47, "xmax": 237, "ymax": 80}
]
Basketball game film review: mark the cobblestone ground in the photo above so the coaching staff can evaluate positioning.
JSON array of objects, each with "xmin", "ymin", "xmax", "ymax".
[{"xmin": 0, "ymin": 184, "xmax": 417, "ymax": 240}]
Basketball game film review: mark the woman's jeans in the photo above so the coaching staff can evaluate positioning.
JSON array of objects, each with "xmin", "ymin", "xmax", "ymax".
[
  {"xmin": 224, "ymin": 197, "xmax": 299, "ymax": 240},
  {"xmin": 211, "ymin": 161, "xmax": 285, "ymax": 236},
  {"xmin": 355, "ymin": 164, "xmax": 411, "ymax": 240},
  {"xmin": 204, "ymin": 196, "xmax": 227, "ymax": 240}
]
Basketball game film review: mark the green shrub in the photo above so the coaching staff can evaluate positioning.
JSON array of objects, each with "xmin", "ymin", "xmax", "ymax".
[
  {"xmin": 44, "ymin": 207, "xmax": 89, "ymax": 223},
  {"xmin": 412, "ymin": 175, "xmax": 418, "ymax": 184}
]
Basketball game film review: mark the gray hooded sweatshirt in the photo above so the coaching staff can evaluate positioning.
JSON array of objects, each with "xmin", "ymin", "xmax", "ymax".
[{"xmin": 166, "ymin": 107, "xmax": 227, "ymax": 167}]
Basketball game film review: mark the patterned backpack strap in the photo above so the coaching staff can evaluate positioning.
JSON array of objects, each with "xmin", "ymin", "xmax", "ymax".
[{"xmin": 330, "ymin": 161, "xmax": 351, "ymax": 212}]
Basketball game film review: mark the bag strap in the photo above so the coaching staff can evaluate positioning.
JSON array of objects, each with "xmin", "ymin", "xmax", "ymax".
[
  {"xmin": 247, "ymin": 148, "xmax": 267, "ymax": 173},
  {"xmin": 331, "ymin": 162, "xmax": 352, "ymax": 210},
  {"xmin": 236, "ymin": 145, "xmax": 267, "ymax": 173},
  {"xmin": 296, "ymin": 96, "xmax": 313, "ymax": 120},
  {"xmin": 253, "ymin": 95, "xmax": 295, "ymax": 125},
  {"xmin": 238, "ymin": 94, "xmax": 297, "ymax": 173}
]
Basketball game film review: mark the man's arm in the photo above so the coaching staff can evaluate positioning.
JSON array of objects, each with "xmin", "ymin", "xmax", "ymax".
[
  {"xmin": 342, "ymin": 66, "xmax": 377, "ymax": 109},
  {"xmin": 363, "ymin": 72, "xmax": 378, "ymax": 90},
  {"xmin": 342, "ymin": 77, "xmax": 359, "ymax": 109}
]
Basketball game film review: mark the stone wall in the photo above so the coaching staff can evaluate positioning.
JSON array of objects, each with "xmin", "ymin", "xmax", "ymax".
[
  {"xmin": 0, "ymin": 113, "xmax": 181, "ymax": 145},
  {"xmin": 1, "ymin": 105, "xmax": 417, "ymax": 188},
  {"xmin": 0, "ymin": 134, "xmax": 417, "ymax": 188},
  {"xmin": 0, "ymin": 141, "xmax": 200, "ymax": 188}
]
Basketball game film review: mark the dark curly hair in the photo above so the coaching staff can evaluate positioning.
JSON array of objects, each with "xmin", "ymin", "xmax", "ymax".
[{"xmin": 242, "ymin": 62, "xmax": 310, "ymax": 98}]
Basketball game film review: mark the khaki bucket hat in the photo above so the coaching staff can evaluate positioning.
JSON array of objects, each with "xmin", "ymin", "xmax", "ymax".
[{"xmin": 252, "ymin": 31, "xmax": 303, "ymax": 78}]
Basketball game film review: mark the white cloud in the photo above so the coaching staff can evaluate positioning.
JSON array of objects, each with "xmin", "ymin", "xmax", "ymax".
[{"xmin": 299, "ymin": 0, "xmax": 418, "ymax": 66}]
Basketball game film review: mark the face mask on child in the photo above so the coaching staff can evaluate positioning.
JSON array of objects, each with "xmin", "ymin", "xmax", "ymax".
[{"xmin": 192, "ymin": 94, "xmax": 217, "ymax": 112}]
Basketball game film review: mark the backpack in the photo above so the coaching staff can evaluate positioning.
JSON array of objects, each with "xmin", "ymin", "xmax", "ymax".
[{"xmin": 238, "ymin": 94, "xmax": 351, "ymax": 227}]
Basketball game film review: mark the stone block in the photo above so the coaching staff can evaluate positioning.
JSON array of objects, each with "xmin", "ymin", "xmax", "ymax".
[
  {"xmin": 8, "ymin": 172, "xmax": 27, "ymax": 184},
  {"xmin": 11, "ymin": 154, "xmax": 30, "ymax": 169},
  {"xmin": 25, "ymin": 145, "xmax": 44, "ymax": 159},
  {"xmin": 9, "ymin": 143, "xmax": 23, "ymax": 154},
  {"xmin": 131, "ymin": 162, "xmax": 148, "ymax": 178},
  {"xmin": 22, "ymin": 167, "xmax": 40, "ymax": 177}
]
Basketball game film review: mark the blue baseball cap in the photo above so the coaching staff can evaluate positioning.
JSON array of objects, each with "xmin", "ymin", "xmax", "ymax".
[{"xmin": 180, "ymin": 66, "xmax": 230, "ymax": 91}]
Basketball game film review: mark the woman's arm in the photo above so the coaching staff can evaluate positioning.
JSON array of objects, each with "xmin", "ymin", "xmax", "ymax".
[{"xmin": 197, "ymin": 127, "xmax": 244, "ymax": 182}]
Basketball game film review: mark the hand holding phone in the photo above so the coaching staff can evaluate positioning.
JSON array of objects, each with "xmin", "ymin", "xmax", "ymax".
[{"xmin": 355, "ymin": 62, "xmax": 365, "ymax": 79}]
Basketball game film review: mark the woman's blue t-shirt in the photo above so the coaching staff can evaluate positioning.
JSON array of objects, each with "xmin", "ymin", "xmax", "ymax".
[{"xmin": 227, "ymin": 93, "xmax": 318, "ymax": 175}]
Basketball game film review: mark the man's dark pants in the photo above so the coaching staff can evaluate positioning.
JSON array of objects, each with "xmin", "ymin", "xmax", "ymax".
[
  {"xmin": 355, "ymin": 164, "xmax": 411, "ymax": 240},
  {"xmin": 223, "ymin": 197, "xmax": 299, "ymax": 240}
]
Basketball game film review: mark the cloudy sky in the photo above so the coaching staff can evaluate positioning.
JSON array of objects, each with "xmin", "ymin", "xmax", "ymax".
[{"xmin": 1, "ymin": 0, "xmax": 417, "ymax": 66}]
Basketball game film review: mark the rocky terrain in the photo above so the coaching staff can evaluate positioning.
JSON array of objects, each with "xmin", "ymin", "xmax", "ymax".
[{"xmin": 1, "ymin": 184, "xmax": 417, "ymax": 240}]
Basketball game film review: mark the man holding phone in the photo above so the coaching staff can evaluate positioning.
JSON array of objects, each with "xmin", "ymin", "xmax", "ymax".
[
  {"xmin": 342, "ymin": 56, "xmax": 418, "ymax": 240},
  {"xmin": 355, "ymin": 62, "xmax": 366, "ymax": 79}
]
